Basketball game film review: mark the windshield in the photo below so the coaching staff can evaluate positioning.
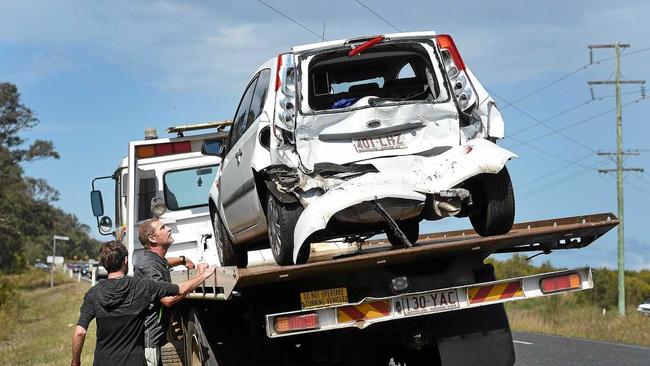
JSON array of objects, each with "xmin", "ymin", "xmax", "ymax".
[
  {"xmin": 307, "ymin": 42, "xmax": 441, "ymax": 111},
  {"xmin": 163, "ymin": 165, "xmax": 218, "ymax": 210}
]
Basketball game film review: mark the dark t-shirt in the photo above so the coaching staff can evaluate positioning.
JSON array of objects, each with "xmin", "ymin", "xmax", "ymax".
[
  {"xmin": 77, "ymin": 276, "xmax": 178, "ymax": 366},
  {"xmin": 134, "ymin": 250, "xmax": 172, "ymax": 348}
]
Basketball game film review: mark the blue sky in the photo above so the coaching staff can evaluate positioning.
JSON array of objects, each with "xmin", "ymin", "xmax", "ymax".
[{"xmin": 1, "ymin": 0, "xmax": 649, "ymax": 269}]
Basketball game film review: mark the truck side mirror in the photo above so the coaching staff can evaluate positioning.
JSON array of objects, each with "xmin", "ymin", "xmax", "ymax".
[
  {"xmin": 90, "ymin": 190, "xmax": 105, "ymax": 217},
  {"xmin": 201, "ymin": 140, "xmax": 224, "ymax": 156}
]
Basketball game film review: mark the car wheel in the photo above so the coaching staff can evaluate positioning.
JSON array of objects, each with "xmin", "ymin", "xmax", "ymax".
[
  {"xmin": 267, "ymin": 194, "xmax": 304, "ymax": 265},
  {"xmin": 212, "ymin": 210, "xmax": 248, "ymax": 268},
  {"xmin": 468, "ymin": 166, "xmax": 515, "ymax": 236},
  {"xmin": 386, "ymin": 219, "xmax": 420, "ymax": 246}
]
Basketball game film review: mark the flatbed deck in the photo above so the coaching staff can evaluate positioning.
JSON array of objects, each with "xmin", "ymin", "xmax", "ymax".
[{"xmin": 171, "ymin": 212, "xmax": 618, "ymax": 299}]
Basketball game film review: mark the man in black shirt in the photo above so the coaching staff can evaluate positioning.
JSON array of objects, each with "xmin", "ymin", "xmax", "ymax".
[
  {"xmin": 134, "ymin": 218, "xmax": 205, "ymax": 366},
  {"xmin": 71, "ymin": 241, "xmax": 215, "ymax": 366}
]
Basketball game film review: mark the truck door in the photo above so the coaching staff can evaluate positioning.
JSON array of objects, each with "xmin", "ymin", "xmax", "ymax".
[{"xmin": 220, "ymin": 75, "xmax": 258, "ymax": 236}]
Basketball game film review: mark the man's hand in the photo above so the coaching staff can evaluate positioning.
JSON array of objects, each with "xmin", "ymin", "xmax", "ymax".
[
  {"xmin": 196, "ymin": 263, "xmax": 208, "ymax": 275},
  {"xmin": 202, "ymin": 265, "xmax": 217, "ymax": 279},
  {"xmin": 184, "ymin": 257, "xmax": 195, "ymax": 270}
]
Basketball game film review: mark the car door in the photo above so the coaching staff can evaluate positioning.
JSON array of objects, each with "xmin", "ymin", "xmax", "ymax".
[
  {"xmin": 220, "ymin": 74, "xmax": 259, "ymax": 234},
  {"xmin": 229, "ymin": 69, "xmax": 272, "ymax": 242}
]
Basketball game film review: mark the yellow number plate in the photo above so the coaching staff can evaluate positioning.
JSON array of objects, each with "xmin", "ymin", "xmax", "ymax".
[{"xmin": 300, "ymin": 287, "xmax": 348, "ymax": 309}]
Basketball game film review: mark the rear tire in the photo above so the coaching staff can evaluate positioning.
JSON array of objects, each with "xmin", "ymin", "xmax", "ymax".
[
  {"xmin": 267, "ymin": 194, "xmax": 304, "ymax": 265},
  {"xmin": 468, "ymin": 166, "xmax": 515, "ymax": 236},
  {"xmin": 386, "ymin": 219, "xmax": 420, "ymax": 246},
  {"xmin": 212, "ymin": 210, "xmax": 248, "ymax": 268}
]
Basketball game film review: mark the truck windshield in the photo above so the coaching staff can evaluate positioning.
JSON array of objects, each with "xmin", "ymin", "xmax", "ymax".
[
  {"xmin": 307, "ymin": 43, "xmax": 440, "ymax": 111},
  {"xmin": 163, "ymin": 165, "xmax": 218, "ymax": 210}
]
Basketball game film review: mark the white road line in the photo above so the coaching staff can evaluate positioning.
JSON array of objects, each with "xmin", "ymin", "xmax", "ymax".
[{"xmin": 513, "ymin": 340, "xmax": 533, "ymax": 345}]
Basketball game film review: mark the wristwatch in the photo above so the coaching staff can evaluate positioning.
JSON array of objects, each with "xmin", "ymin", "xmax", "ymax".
[{"xmin": 180, "ymin": 255, "xmax": 186, "ymax": 266}]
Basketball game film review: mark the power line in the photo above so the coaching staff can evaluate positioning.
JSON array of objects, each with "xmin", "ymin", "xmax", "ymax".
[
  {"xmin": 519, "ymin": 159, "xmax": 607, "ymax": 198},
  {"xmin": 257, "ymin": 0, "xmax": 325, "ymax": 40},
  {"xmin": 505, "ymin": 96, "xmax": 648, "ymax": 149},
  {"xmin": 627, "ymin": 181, "xmax": 650, "ymax": 197},
  {"xmin": 518, "ymin": 152, "xmax": 595, "ymax": 190},
  {"xmin": 501, "ymin": 46, "xmax": 650, "ymax": 110},
  {"xmin": 354, "ymin": 0, "xmax": 403, "ymax": 32},
  {"xmin": 489, "ymin": 90, "xmax": 597, "ymax": 152}
]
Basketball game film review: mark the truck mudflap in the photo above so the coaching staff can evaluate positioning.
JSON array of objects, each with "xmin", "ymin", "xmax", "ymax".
[
  {"xmin": 264, "ymin": 267, "xmax": 592, "ymax": 338},
  {"xmin": 292, "ymin": 138, "xmax": 517, "ymax": 262}
]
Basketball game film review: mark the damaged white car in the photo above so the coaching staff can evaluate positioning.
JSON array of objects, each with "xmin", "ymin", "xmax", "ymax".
[{"xmin": 206, "ymin": 32, "xmax": 516, "ymax": 267}]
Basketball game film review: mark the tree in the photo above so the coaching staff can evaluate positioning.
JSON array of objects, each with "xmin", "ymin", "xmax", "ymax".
[{"xmin": 0, "ymin": 82, "xmax": 100, "ymax": 271}]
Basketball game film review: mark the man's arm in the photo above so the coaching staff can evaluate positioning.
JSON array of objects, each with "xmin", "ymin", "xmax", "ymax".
[
  {"xmin": 167, "ymin": 256, "xmax": 196, "ymax": 269},
  {"xmin": 160, "ymin": 263, "xmax": 210, "ymax": 307},
  {"xmin": 71, "ymin": 325, "xmax": 87, "ymax": 366}
]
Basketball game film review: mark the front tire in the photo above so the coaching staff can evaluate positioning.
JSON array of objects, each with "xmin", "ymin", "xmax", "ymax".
[
  {"xmin": 267, "ymin": 194, "xmax": 304, "ymax": 265},
  {"xmin": 468, "ymin": 166, "xmax": 515, "ymax": 236},
  {"xmin": 212, "ymin": 210, "xmax": 248, "ymax": 268}
]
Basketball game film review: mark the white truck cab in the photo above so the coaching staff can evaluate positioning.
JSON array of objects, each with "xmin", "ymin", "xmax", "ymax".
[{"xmin": 90, "ymin": 122, "xmax": 229, "ymax": 273}]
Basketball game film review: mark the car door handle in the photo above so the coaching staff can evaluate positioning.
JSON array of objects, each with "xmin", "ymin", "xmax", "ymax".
[{"xmin": 235, "ymin": 150, "xmax": 242, "ymax": 163}]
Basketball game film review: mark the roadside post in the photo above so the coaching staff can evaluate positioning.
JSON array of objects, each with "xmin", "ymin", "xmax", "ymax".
[
  {"xmin": 50, "ymin": 235, "xmax": 69, "ymax": 288},
  {"xmin": 91, "ymin": 266, "xmax": 97, "ymax": 286}
]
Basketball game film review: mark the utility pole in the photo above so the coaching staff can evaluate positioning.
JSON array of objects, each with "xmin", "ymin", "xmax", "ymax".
[{"xmin": 588, "ymin": 42, "xmax": 645, "ymax": 316}]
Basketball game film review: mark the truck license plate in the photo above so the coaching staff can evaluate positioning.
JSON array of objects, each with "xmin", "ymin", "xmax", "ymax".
[
  {"xmin": 394, "ymin": 289, "xmax": 460, "ymax": 315},
  {"xmin": 300, "ymin": 287, "xmax": 348, "ymax": 309},
  {"xmin": 353, "ymin": 133, "xmax": 407, "ymax": 153}
]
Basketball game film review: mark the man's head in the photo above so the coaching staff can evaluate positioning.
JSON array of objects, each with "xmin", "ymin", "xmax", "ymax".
[
  {"xmin": 99, "ymin": 241, "xmax": 128, "ymax": 274},
  {"xmin": 138, "ymin": 218, "xmax": 174, "ymax": 250}
]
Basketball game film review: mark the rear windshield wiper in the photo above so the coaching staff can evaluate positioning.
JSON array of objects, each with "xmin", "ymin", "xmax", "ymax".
[{"xmin": 368, "ymin": 88, "xmax": 432, "ymax": 107}]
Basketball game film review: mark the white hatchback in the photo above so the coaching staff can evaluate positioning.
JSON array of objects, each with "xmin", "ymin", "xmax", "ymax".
[{"xmin": 206, "ymin": 32, "xmax": 516, "ymax": 267}]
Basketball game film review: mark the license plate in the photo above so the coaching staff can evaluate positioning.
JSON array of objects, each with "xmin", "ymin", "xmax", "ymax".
[
  {"xmin": 300, "ymin": 287, "xmax": 348, "ymax": 309},
  {"xmin": 393, "ymin": 289, "xmax": 460, "ymax": 315},
  {"xmin": 353, "ymin": 133, "xmax": 407, "ymax": 153}
]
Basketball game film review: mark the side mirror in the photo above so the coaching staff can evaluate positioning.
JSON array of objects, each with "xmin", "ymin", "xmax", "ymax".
[
  {"xmin": 99, "ymin": 216, "xmax": 113, "ymax": 233},
  {"xmin": 201, "ymin": 140, "xmax": 225, "ymax": 156},
  {"xmin": 90, "ymin": 190, "xmax": 104, "ymax": 217}
]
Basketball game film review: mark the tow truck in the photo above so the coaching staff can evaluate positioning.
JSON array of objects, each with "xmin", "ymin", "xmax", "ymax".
[{"xmin": 90, "ymin": 123, "xmax": 618, "ymax": 366}]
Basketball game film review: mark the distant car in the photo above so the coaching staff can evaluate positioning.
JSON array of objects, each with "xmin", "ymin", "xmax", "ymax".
[
  {"xmin": 73, "ymin": 264, "xmax": 81, "ymax": 273},
  {"xmin": 81, "ymin": 265, "xmax": 90, "ymax": 277},
  {"xmin": 34, "ymin": 262, "xmax": 48, "ymax": 270},
  {"xmin": 638, "ymin": 298, "xmax": 650, "ymax": 316}
]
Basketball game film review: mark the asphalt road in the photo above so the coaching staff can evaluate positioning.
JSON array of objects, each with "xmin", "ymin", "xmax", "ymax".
[{"xmin": 513, "ymin": 332, "xmax": 650, "ymax": 366}]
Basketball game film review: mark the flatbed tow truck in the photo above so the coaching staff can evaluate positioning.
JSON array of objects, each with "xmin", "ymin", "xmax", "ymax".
[{"xmin": 90, "ymin": 124, "xmax": 618, "ymax": 366}]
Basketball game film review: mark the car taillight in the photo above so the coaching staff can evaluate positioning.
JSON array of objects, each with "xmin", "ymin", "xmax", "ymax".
[
  {"xmin": 275, "ymin": 53, "xmax": 283, "ymax": 91},
  {"xmin": 274, "ymin": 313, "xmax": 320, "ymax": 334},
  {"xmin": 436, "ymin": 34, "xmax": 476, "ymax": 111},
  {"xmin": 273, "ymin": 53, "xmax": 296, "ymax": 141},
  {"xmin": 540, "ymin": 273, "xmax": 582, "ymax": 294},
  {"xmin": 348, "ymin": 35, "xmax": 385, "ymax": 57}
]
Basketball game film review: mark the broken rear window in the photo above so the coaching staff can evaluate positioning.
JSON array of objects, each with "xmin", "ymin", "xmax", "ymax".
[{"xmin": 307, "ymin": 43, "xmax": 441, "ymax": 111}]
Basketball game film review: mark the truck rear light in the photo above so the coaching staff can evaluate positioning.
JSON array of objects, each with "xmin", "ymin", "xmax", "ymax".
[
  {"xmin": 540, "ymin": 273, "xmax": 582, "ymax": 294},
  {"xmin": 135, "ymin": 141, "xmax": 193, "ymax": 159},
  {"xmin": 274, "ymin": 313, "xmax": 319, "ymax": 334}
]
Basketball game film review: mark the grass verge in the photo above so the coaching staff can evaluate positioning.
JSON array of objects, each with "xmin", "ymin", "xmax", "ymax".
[
  {"xmin": 506, "ymin": 294, "xmax": 650, "ymax": 347},
  {"xmin": 0, "ymin": 272, "xmax": 95, "ymax": 366}
]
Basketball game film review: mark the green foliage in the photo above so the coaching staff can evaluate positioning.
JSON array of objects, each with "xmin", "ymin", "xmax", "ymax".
[
  {"xmin": 491, "ymin": 254, "xmax": 650, "ymax": 309},
  {"xmin": 0, "ymin": 82, "xmax": 100, "ymax": 271}
]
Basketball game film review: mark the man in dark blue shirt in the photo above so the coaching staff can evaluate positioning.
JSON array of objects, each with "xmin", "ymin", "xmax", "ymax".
[{"xmin": 71, "ymin": 241, "xmax": 214, "ymax": 366}]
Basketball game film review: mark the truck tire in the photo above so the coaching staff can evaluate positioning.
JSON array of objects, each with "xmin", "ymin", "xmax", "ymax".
[
  {"xmin": 468, "ymin": 167, "xmax": 515, "ymax": 236},
  {"xmin": 385, "ymin": 219, "xmax": 420, "ymax": 247},
  {"xmin": 213, "ymin": 211, "xmax": 248, "ymax": 268},
  {"xmin": 267, "ymin": 194, "xmax": 304, "ymax": 265}
]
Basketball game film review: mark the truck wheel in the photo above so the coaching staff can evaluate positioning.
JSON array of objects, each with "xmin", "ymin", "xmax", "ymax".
[
  {"xmin": 267, "ymin": 194, "xmax": 304, "ymax": 265},
  {"xmin": 213, "ymin": 211, "xmax": 248, "ymax": 268},
  {"xmin": 386, "ymin": 220, "xmax": 420, "ymax": 246},
  {"xmin": 468, "ymin": 167, "xmax": 515, "ymax": 236}
]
